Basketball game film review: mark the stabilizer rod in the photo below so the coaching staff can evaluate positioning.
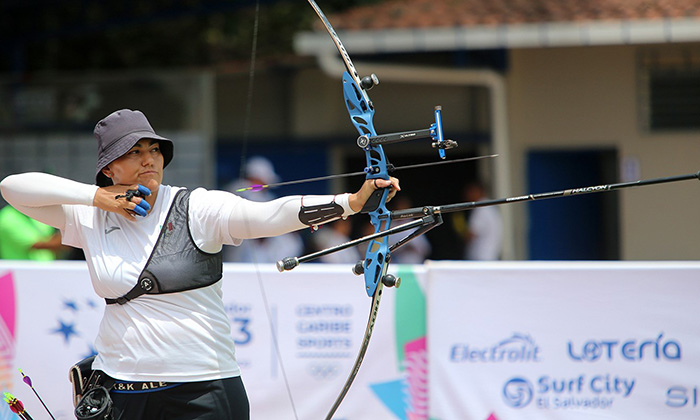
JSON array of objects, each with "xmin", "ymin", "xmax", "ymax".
[
  {"xmin": 278, "ymin": 170, "xmax": 700, "ymax": 271},
  {"xmin": 276, "ymin": 218, "xmax": 426, "ymax": 272},
  {"xmin": 392, "ymin": 171, "xmax": 700, "ymax": 220}
]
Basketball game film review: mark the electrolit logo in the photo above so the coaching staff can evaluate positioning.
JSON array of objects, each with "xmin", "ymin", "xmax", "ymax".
[{"xmin": 450, "ymin": 333, "xmax": 541, "ymax": 363}]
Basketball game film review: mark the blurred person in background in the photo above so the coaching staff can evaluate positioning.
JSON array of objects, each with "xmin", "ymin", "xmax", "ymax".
[
  {"xmin": 0, "ymin": 109, "xmax": 400, "ymax": 420},
  {"xmin": 0, "ymin": 204, "xmax": 65, "ymax": 260},
  {"xmin": 311, "ymin": 219, "xmax": 361, "ymax": 264},
  {"xmin": 224, "ymin": 156, "xmax": 304, "ymax": 263},
  {"xmin": 460, "ymin": 180, "xmax": 503, "ymax": 260}
]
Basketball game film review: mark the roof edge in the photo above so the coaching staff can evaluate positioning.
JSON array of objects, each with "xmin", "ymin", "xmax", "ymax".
[{"xmin": 295, "ymin": 18, "xmax": 700, "ymax": 55}]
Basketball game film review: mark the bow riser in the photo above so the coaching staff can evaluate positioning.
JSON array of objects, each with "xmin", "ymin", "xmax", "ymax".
[{"xmin": 342, "ymin": 72, "xmax": 392, "ymax": 297}]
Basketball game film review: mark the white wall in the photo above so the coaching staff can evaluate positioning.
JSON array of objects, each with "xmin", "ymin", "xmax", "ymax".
[{"xmin": 508, "ymin": 43, "xmax": 700, "ymax": 259}]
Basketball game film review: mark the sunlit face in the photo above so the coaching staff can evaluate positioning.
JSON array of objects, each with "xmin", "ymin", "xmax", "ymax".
[{"xmin": 102, "ymin": 139, "xmax": 164, "ymax": 187}]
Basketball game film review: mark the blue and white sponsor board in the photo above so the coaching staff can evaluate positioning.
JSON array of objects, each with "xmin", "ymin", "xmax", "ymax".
[
  {"xmin": 4, "ymin": 260, "xmax": 699, "ymax": 420},
  {"xmin": 427, "ymin": 261, "xmax": 700, "ymax": 420}
]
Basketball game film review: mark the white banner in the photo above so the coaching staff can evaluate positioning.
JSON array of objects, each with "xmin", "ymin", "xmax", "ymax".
[
  {"xmin": 427, "ymin": 261, "xmax": 700, "ymax": 420},
  {"xmin": 0, "ymin": 261, "xmax": 427, "ymax": 420},
  {"xmin": 6, "ymin": 260, "xmax": 698, "ymax": 420}
]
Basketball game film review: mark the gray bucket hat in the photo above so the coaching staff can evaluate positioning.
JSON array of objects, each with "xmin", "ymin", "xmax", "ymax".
[{"xmin": 94, "ymin": 109, "xmax": 174, "ymax": 187}]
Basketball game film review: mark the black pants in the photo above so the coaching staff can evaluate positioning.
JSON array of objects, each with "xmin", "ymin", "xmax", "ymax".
[{"xmin": 111, "ymin": 376, "xmax": 249, "ymax": 420}]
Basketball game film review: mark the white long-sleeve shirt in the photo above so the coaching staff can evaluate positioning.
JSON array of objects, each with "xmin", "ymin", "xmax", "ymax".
[
  {"xmin": 466, "ymin": 205, "xmax": 503, "ymax": 260},
  {"xmin": 0, "ymin": 173, "xmax": 354, "ymax": 382}
]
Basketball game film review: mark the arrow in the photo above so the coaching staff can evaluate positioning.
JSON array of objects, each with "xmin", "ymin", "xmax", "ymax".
[
  {"xmin": 3, "ymin": 392, "xmax": 33, "ymax": 420},
  {"xmin": 236, "ymin": 154, "xmax": 498, "ymax": 192},
  {"xmin": 19, "ymin": 369, "xmax": 56, "ymax": 420}
]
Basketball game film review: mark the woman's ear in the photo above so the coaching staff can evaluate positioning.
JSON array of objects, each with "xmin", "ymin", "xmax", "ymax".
[{"xmin": 101, "ymin": 167, "xmax": 112, "ymax": 178}]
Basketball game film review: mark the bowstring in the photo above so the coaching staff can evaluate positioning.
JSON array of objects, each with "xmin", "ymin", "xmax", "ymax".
[
  {"xmin": 238, "ymin": 0, "xmax": 259, "ymax": 180},
  {"xmin": 238, "ymin": 1, "xmax": 299, "ymax": 418}
]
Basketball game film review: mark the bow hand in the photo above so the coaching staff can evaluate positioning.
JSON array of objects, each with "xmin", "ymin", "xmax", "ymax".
[{"xmin": 349, "ymin": 177, "xmax": 400, "ymax": 213}]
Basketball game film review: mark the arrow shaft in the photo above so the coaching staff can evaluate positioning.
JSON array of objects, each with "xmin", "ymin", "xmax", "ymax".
[
  {"xmin": 392, "ymin": 171, "xmax": 700, "ymax": 219},
  {"xmin": 237, "ymin": 154, "xmax": 497, "ymax": 192},
  {"xmin": 394, "ymin": 154, "xmax": 497, "ymax": 172},
  {"xmin": 29, "ymin": 388, "xmax": 55, "ymax": 420}
]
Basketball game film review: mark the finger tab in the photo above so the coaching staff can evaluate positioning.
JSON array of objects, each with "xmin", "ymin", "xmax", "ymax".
[
  {"xmin": 137, "ymin": 184, "xmax": 152, "ymax": 196},
  {"xmin": 137, "ymin": 199, "xmax": 151, "ymax": 211}
]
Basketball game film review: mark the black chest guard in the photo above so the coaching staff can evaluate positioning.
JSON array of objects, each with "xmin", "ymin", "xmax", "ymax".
[{"xmin": 105, "ymin": 189, "xmax": 223, "ymax": 305}]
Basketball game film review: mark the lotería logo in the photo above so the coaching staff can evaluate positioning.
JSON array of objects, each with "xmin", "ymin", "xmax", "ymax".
[
  {"xmin": 450, "ymin": 333, "xmax": 542, "ymax": 363},
  {"xmin": 503, "ymin": 377, "xmax": 534, "ymax": 408},
  {"xmin": 567, "ymin": 333, "xmax": 681, "ymax": 362}
]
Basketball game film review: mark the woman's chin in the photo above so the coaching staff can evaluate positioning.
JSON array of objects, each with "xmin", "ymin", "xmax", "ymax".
[{"xmin": 139, "ymin": 176, "xmax": 162, "ymax": 190}]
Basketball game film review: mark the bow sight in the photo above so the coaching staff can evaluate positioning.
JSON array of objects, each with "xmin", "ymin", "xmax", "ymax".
[{"xmin": 356, "ymin": 105, "xmax": 458, "ymax": 159}]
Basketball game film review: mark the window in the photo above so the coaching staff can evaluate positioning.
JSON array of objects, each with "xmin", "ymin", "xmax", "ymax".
[{"xmin": 638, "ymin": 47, "xmax": 700, "ymax": 132}]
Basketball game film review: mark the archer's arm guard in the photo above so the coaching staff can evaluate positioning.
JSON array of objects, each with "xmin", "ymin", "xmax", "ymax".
[{"xmin": 298, "ymin": 196, "xmax": 345, "ymax": 227}]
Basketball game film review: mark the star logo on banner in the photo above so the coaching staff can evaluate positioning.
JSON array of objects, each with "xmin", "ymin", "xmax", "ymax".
[
  {"xmin": 63, "ymin": 299, "xmax": 79, "ymax": 312},
  {"xmin": 50, "ymin": 297, "xmax": 102, "ymax": 357},
  {"xmin": 50, "ymin": 319, "xmax": 79, "ymax": 345}
]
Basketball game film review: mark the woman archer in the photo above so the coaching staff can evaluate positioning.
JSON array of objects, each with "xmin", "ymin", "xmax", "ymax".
[{"xmin": 0, "ymin": 109, "xmax": 399, "ymax": 419}]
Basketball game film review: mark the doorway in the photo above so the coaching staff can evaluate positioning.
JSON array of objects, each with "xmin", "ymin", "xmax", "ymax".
[{"xmin": 526, "ymin": 149, "xmax": 620, "ymax": 260}]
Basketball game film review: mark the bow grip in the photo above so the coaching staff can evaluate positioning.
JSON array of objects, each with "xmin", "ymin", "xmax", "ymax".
[{"xmin": 360, "ymin": 189, "xmax": 384, "ymax": 214}]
